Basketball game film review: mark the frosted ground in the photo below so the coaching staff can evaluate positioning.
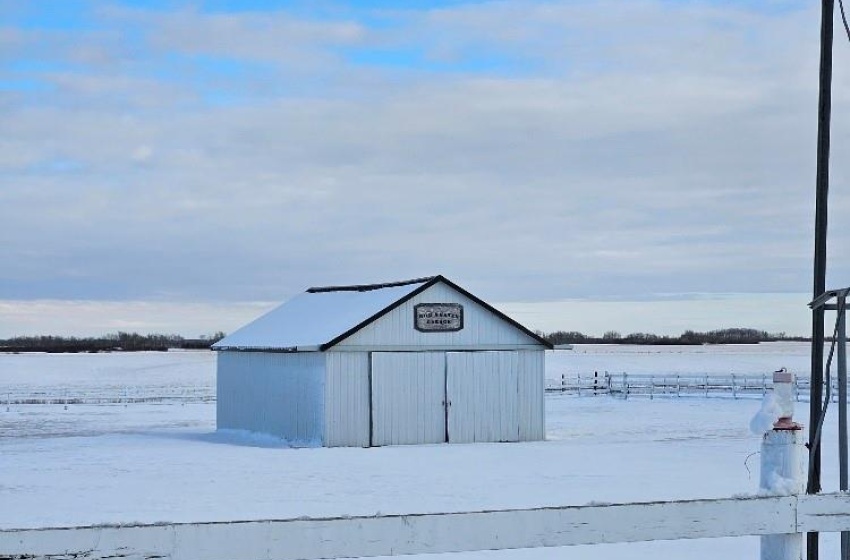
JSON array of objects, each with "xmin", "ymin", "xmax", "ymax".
[{"xmin": 1, "ymin": 343, "xmax": 844, "ymax": 558}]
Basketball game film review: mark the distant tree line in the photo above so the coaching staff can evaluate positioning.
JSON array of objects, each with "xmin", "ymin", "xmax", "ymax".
[
  {"xmin": 0, "ymin": 327, "xmax": 810, "ymax": 353},
  {"xmin": 543, "ymin": 327, "xmax": 809, "ymax": 346},
  {"xmin": 0, "ymin": 331, "xmax": 226, "ymax": 353}
]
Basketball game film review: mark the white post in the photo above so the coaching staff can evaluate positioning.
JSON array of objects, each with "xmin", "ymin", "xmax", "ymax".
[{"xmin": 760, "ymin": 370, "xmax": 803, "ymax": 560}]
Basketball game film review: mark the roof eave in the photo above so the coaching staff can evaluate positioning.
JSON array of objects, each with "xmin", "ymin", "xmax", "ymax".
[{"xmin": 212, "ymin": 345, "xmax": 321, "ymax": 353}]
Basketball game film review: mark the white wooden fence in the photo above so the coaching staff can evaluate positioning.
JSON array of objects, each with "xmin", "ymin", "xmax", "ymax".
[
  {"xmin": 546, "ymin": 372, "xmax": 833, "ymax": 401},
  {"xmin": 3, "ymin": 493, "xmax": 850, "ymax": 560}
]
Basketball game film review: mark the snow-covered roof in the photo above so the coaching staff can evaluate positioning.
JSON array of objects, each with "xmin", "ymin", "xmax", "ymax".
[{"xmin": 212, "ymin": 277, "xmax": 434, "ymax": 351}]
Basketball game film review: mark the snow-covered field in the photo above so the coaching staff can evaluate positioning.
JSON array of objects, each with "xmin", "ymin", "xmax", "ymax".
[
  {"xmin": 0, "ymin": 343, "xmax": 842, "ymax": 559},
  {"xmin": 548, "ymin": 341, "xmax": 812, "ymax": 378}
]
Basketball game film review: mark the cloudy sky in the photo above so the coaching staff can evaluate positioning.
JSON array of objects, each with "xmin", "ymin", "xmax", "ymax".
[{"xmin": 2, "ymin": 0, "xmax": 849, "ymax": 338}]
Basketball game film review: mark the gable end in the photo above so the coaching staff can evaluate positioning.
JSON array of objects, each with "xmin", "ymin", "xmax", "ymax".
[{"xmin": 321, "ymin": 276, "xmax": 553, "ymax": 350}]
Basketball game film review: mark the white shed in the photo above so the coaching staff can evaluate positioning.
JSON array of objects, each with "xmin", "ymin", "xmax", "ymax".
[{"xmin": 212, "ymin": 275, "xmax": 551, "ymax": 447}]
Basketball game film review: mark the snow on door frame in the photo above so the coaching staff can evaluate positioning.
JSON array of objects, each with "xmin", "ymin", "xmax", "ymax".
[{"xmin": 370, "ymin": 352, "xmax": 447, "ymax": 446}]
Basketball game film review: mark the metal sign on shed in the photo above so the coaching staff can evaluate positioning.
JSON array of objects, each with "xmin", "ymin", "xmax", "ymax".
[{"xmin": 414, "ymin": 303, "xmax": 464, "ymax": 332}]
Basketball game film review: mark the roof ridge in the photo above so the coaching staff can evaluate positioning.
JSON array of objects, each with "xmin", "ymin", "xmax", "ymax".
[{"xmin": 307, "ymin": 276, "xmax": 438, "ymax": 294}]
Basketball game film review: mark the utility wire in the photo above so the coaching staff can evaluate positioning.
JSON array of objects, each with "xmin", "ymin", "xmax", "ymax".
[{"xmin": 840, "ymin": 0, "xmax": 850, "ymax": 42}]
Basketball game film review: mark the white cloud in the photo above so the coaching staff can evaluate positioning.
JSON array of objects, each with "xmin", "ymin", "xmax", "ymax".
[
  {"xmin": 497, "ymin": 292, "xmax": 813, "ymax": 337},
  {"xmin": 2, "ymin": 0, "xmax": 848, "ymax": 308},
  {"xmin": 0, "ymin": 300, "xmax": 276, "ymax": 338},
  {"xmin": 131, "ymin": 144, "xmax": 154, "ymax": 163}
]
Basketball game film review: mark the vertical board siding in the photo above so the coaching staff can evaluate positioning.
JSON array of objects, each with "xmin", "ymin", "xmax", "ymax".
[
  {"xmin": 371, "ymin": 352, "xmax": 446, "ymax": 446},
  {"xmin": 517, "ymin": 350, "xmax": 545, "ymax": 441},
  {"xmin": 447, "ymin": 352, "xmax": 520, "ymax": 443},
  {"xmin": 323, "ymin": 352, "xmax": 370, "ymax": 447},
  {"xmin": 335, "ymin": 284, "xmax": 540, "ymax": 350},
  {"xmin": 216, "ymin": 352, "xmax": 324, "ymax": 445}
]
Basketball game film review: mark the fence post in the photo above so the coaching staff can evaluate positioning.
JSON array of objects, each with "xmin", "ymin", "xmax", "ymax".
[
  {"xmin": 593, "ymin": 371, "xmax": 599, "ymax": 396},
  {"xmin": 760, "ymin": 428, "xmax": 804, "ymax": 560},
  {"xmin": 623, "ymin": 373, "xmax": 629, "ymax": 400},
  {"xmin": 676, "ymin": 375, "xmax": 680, "ymax": 398},
  {"xmin": 732, "ymin": 374, "xmax": 737, "ymax": 399},
  {"xmin": 762, "ymin": 373, "xmax": 767, "ymax": 397},
  {"xmin": 760, "ymin": 370, "xmax": 803, "ymax": 560},
  {"xmin": 561, "ymin": 374, "xmax": 566, "ymax": 393},
  {"xmin": 704, "ymin": 374, "xmax": 709, "ymax": 398},
  {"xmin": 577, "ymin": 373, "xmax": 582, "ymax": 397}
]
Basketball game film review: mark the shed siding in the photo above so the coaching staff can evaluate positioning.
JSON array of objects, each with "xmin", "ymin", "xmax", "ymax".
[
  {"xmin": 517, "ymin": 350, "xmax": 546, "ymax": 441},
  {"xmin": 323, "ymin": 352, "xmax": 370, "ymax": 447},
  {"xmin": 216, "ymin": 351, "xmax": 324, "ymax": 445},
  {"xmin": 335, "ymin": 283, "xmax": 539, "ymax": 351}
]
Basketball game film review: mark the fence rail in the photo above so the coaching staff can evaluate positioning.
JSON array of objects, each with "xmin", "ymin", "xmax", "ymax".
[
  {"xmin": 545, "ymin": 372, "xmax": 836, "ymax": 401},
  {"xmin": 3, "ymin": 493, "xmax": 850, "ymax": 560}
]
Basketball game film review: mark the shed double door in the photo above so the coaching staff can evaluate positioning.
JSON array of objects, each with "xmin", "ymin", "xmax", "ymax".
[{"xmin": 370, "ymin": 351, "xmax": 520, "ymax": 446}]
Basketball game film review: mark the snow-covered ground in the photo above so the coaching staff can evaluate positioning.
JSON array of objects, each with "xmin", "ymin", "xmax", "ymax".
[
  {"xmin": 0, "ymin": 344, "xmax": 842, "ymax": 559},
  {"xmin": 548, "ymin": 341, "xmax": 812, "ymax": 378},
  {"xmin": 0, "ymin": 349, "xmax": 214, "ymax": 402}
]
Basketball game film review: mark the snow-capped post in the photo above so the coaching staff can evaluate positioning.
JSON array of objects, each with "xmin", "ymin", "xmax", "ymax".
[{"xmin": 759, "ymin": 368, "xmax": 804, "ymax": 560}]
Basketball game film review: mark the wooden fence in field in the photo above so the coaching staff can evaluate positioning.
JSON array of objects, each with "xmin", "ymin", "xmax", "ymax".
[
  {"xmin": 546, "ymin": 372, "xmax": 836, "ymax": 401},
  {"xmin": 3, "ymin": 492, "xmax": 850, "ymax": 560}
]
